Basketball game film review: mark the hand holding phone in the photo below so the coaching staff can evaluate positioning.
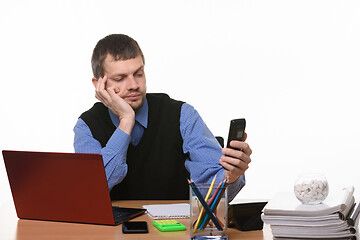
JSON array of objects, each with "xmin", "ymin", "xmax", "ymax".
[{"xmin": 222, "ymin": 118, "xmax": 251, "ymax": 182}]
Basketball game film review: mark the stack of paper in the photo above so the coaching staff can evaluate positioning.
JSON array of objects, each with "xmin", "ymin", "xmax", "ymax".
[
  {"xmin": 262, "ymin": 186, "xmax": 359, "ymax": 239},
  {"xmin": 142, "ymin": 203, "xmax": 190, "ymax": 219}
]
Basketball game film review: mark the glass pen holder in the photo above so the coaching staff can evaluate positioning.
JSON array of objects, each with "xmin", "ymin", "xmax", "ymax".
[{"xmin": 190, "ymin": 183, "xmax": 228, "ymax": 240}]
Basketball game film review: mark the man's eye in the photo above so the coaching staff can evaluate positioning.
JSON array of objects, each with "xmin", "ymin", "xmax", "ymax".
[{"xmin": 136, "ymin": 72, "xmax": 144, "ymax": 77}]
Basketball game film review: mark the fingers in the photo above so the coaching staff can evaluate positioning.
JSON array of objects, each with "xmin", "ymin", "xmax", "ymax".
[
  {"xmin": 220, "ymin": 152, "xmax": 251, "ymax": 182},
  {"xmin": 220, "ymin": 149, "xmax": 251, "ymax": 169},
  {"xmin": 93, "ymin": 77, "xmax": 135, "ymax": 120},
  {"xmin": 220, "ymin": 138, "xmax": 252, "ymax": 183},
  {"xmin": 228, "ymin": 140, "xmax": 252, "ymax": 157},
  {"xmin": 220, "ymin": 157, "xmax": 248, "ymax": 176},
  {"xmin": 107, "ymin": 85, "xmax": 119, "ymax": 99},
  {"xmin": 95, "ymin": 76, "xmax": 112, "ymax": 105},
  {"xmin": 222, "ymin": 148, "xmax": 251, "ymax": 164},
  {"xmin": 243, "ymin": 132, "xmax": 248, "ymax": 141}
]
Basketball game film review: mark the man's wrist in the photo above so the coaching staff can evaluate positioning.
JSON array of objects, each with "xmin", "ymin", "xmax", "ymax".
[
  {"xmin": 118, "ymin": 115, "xmax": 135, "ymax": 135},
  {"xmin": 225, "ymin": 171, "xmax": 240, "ymax": 183}
]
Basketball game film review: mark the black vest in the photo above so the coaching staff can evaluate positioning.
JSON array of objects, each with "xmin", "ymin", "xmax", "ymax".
[{"xmin": 79, "ymin": 93, "xmax": 190, "ymax": 200}]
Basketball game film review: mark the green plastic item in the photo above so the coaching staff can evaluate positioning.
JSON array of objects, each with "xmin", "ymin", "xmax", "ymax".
[{"xmin": 153, "ymin": 220, "xmax": 186, "ymax": 232}]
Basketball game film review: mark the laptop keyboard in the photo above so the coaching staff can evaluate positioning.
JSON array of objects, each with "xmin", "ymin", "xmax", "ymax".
[
  {"xmin": 113, "ymin": 206, "xmax": 129, "ymax": 224},
  {"xmin": 112, "ymin": 206, "xmax": 146, "ymax": 225}
]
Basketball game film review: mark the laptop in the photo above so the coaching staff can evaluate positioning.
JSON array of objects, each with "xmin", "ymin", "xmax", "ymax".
[{"xmin": 2, "ymin": 150, "xmax": 146, "ymax": 225}]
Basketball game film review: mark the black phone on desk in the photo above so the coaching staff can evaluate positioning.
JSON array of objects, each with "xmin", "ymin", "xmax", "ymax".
[
  {"xmin": 226, "ymin": 118, "xmax": 246, "ymax": 149},
  {"xmin": 122, "ymin": 221, "xmax": 149, "ymax": 234}
]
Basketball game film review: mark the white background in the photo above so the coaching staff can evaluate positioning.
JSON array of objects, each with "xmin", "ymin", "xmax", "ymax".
[{"xmin": 1, "ymin": 0, "xmax": 360, "ymax": 207}]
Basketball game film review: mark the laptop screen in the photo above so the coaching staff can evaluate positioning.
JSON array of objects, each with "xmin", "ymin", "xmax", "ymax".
[{"xmin": 3, "ymin": 150, "xmax": 118, "ymax": 225}]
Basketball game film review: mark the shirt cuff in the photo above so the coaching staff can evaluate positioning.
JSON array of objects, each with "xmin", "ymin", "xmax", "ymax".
[{"xmin": 228, "ymin": 175, "xmax": 246, "ymax": 202}]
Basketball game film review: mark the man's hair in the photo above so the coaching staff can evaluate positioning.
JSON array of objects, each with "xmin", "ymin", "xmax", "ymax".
[{"xmin": 91, "ymin": 34, "xmax": 145, "ymax": 78}]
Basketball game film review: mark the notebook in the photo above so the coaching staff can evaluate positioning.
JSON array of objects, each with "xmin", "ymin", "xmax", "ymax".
[
  {"xmin": 2, "ymin": 150, "xmax": 146, "ymax": 225},
  {"xmin": 142, "ymin": 203, "xmax": 190, "ymax": 219}
]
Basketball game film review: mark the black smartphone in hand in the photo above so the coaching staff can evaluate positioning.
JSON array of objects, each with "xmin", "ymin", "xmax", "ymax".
[
  {"xmin": 122, "ymin": 221, "xmax": 149, "ymax": 234},
  {"xmin": 226, "ymin": 118, "xmax": 246, "ymax": 149}
]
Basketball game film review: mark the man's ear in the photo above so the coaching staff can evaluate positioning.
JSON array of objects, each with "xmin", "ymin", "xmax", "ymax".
[{"xmin": 92, "ymin": 77, "xmax": 98, "ymax": 88}]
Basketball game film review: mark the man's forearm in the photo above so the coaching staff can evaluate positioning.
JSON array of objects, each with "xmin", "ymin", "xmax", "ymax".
[{"xmin": 73, "ymin": 118, "xmax": 131, "ymax": 190}]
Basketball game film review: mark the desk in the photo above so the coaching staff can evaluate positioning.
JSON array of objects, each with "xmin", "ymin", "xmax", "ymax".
[{"xmin": 0, "ymin": 200, "xmax": 273, "ymax": 240}]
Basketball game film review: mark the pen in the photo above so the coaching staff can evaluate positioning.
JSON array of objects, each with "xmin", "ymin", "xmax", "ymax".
[
  {"xmin": 188, "ymin": 179, "xmax": 223, "ymax": 231},
  {"xmin": 205, "ymin": 180, "xmax": 224, "ymax": 208}
]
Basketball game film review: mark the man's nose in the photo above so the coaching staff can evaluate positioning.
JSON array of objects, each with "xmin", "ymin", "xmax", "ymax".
[{"xmin": 127, "ymin": 75, "xmax": 139, "ymax": 90}]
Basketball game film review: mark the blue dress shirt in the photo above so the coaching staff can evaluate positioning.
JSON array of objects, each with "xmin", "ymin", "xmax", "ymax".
[{"xmin": 73, "ymin": 99, "xmax": 245, "ymax": 201}]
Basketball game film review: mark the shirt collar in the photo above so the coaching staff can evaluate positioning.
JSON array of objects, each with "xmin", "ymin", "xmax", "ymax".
[{"xmin": 108, "ymin": 98, "xmax": 148, "ymax": 129}]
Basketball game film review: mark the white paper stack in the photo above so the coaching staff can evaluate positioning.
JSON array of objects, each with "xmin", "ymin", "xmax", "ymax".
[
  {"xmin": 142, "ymin": 203, "xmax": 190, "ymax": 219},
  {"xmin": 262, "ymin": 186, "xmax": 359, "ymax": 239}
]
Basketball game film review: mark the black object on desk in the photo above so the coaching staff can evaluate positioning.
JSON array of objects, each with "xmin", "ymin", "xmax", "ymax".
[
  {"xmin": 113, "ymin": 206, "xmax": 147, "ymax": 225},
  {"xmin": 228, "ymin": 201, "xmax": 268, "ymax": 231},
  {"xmin": 122, "ymin": 221, "xmax": 149, "ymax": 233},
  {"xmin": 347, "ymin": 202, "xmax": 360, "ymax": 226}
]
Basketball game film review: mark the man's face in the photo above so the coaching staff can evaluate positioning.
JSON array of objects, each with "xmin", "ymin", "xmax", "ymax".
[{"xmin": 103, "ymin": 54, "xmax": 147, "ymax": 111}]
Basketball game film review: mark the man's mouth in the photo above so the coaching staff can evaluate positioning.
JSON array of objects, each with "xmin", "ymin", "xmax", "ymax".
[{"xmin": 125, "ymin": 93, "xmax": 141, "ymax": 101}]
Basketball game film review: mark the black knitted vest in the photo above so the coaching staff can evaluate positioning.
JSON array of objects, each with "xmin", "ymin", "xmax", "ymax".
[{"xmin": 79, "ymin": 93, "xmax": 189, "ymax": 200}]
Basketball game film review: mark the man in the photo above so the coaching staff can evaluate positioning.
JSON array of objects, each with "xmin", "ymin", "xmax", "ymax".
[{"xmin": 73, "ymin": 34, "xmax": 252, "ymax": 201}]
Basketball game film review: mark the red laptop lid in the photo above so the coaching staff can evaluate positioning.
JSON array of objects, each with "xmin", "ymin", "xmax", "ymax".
[{"xmin": 2, "ymin": 150, "xmax": 116, "ymax": 225}]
